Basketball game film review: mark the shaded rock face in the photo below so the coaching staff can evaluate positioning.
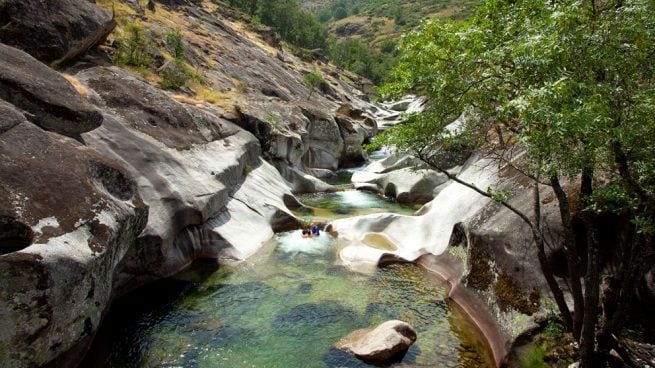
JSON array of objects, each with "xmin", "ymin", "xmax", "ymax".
[
  {"xmin": 0, "ymin": 0, "xmax": 116, "ymax": 65},
  {"xmin": 229, "ymin": 100, "xmax": 377, "ymax": 192},
  {"xmin": 0, "ymin": 85, "xmax": 147, "ymax": 367},
  {"xmin": 0, "ymin": 44, "xmax": 102, "ymax": 136},
  {"xmin": 0, "ymin": 45, "xmax": 299, "ymax": 366},
  {"xmin": 336, "ymin": 320, "xmax": 417, "ymax": 365},
  {"xmin": 453, "ymin": 167, "xmax": 565, "ymax": 336}
]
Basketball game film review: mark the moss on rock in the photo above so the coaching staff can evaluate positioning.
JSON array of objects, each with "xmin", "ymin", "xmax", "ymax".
[{"xmin": 494, "ymin": 271, "xmax": 540, "ymax": 315}]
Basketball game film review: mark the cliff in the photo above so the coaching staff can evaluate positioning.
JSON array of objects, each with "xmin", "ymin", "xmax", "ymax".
[{"xmin": 0, "ymin": 0, "xmax": 382, "ymax": 366}]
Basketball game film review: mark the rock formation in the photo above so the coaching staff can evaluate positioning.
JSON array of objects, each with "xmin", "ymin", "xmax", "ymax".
[
  {"xmin": 336, "ymin": 320, "xmax": 417, "ymax": 365},
  {"xmin": 0, "ymin": 0, "xmax": 116, "ymax": 66},
  {"xmin": 0, "ymin": 0, "xmax": 392, "ymax": 365},
  {"xmin": 351, "ymin": 154, "xmax": 456, "ymax": 204},
  {"xmin": 333, "ymin": 153, "xmax": 565, "ymax": 363}
]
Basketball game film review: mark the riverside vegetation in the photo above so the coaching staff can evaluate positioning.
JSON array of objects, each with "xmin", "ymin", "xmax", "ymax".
[{"xmin": 374, "ymin": 0, "xmax": 655, "ymax": 367}]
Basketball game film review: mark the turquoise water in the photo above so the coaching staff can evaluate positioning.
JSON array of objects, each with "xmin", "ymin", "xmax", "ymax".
[{"xmin": 84, "ymin": 188, "xmax": 492, "ymax": 368}]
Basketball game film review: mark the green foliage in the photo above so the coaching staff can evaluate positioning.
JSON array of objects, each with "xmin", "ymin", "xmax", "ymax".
[
  {"xmin": 164, "ymin": 29, "xmax": 186, "ymax": 59},
  {"xmin": 159, "ymin": 29, "xmax": 201, "ymax": 90},
  {"xmin": 302, "ymin": 71, "xmax": 325, "ymax": 99},
  {"xmin": 116, "ymin": 23, "xmax": 152, "ymax": 67},
  {"xmin": 221, "ymin": 0, "xmax": 326, "ymax": 49},
  {"xmin": 159, "ymin": 60, "xmax": 198, "ymax": 90},
  {"xmin": 520, "ymin": 345, "xmax": 549, "ymax": 368},
  {"xmin": 326, "ymin": 38, "xmax": 397, "ymax": 84},
  {"xmin": 0, "ymin": 0, "xmax": 15, "ymax": 8},
  {"xmin": 543, "ymin": 317, "xmax": 565, "ymax": 339},
  {"xmin": 243, "ymin": 163, "xmax": 253, "ymax": 176},
  {"xmin": 333, "ymin": 6, "xmax": 348, "ymax": 20},
  {"xmin": 378, "ymin": 2, "xmax": 655, "ymax": 356},
  {"xmin": 379, "ymin": 0, "xmax": 655, "ymax": 227},
  {"xmin": 265, "ymin": 113, "xmax": 282, "ymax": 129},
  {"xmin": 364, "ymin": 139, "xmax": 382, "ymax": 154}
]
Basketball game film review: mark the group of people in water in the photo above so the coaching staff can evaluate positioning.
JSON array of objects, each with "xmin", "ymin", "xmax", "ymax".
[{"xmin": 301, "ymin": 223, "xmax": 321, "ymax": 238}]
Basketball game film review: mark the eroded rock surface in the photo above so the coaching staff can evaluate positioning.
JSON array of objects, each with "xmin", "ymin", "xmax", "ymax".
[
  {"xmin": 0, "ymin": 44, "xmax": 102, "ymax": 136},
  {"xmin": 352, "ymin": 154, "xmax": 456, "ymax": 204},
  {"xmin": 0, "ymin": 0, "xmax": 115, "ymax": 65},
  {"xmin": 336, "ymin": 320, "xmax": 417, "ymax": 365},
  {"xmin": 0, "ymin": 49, "xmax": 298, "ymax": 367},
  {"xmin": 0, "ymin": 79, "xmax": 147, "ymax": 367}
]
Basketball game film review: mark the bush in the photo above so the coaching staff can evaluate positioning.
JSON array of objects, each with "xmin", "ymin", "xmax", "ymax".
[
  {"xmin": 520, "ymin": 345, "xmax": 549, "ymax": 368},
  {"xmin": 164, "ymin": 29, "xmax": 186, "ymax": 59},
  {"xmin": 159, "ymin": 60, "xmax": 202, "ymax": 90},
  {"xmin": 302, "ymin": 71, "xmax": 325, "ymax": 99},
  {"xmin": 116, "ymin": 23, "xmax": 152, "ymax": 67}
]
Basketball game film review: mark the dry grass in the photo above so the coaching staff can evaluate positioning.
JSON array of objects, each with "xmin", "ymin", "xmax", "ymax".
[
  {"xmin": 62, "ymin": 74, "xmax": 90, "ymax": 97},
  {"xmin": 171, "ymin": 94, "xmax": 203, "ymax": 105},
  {"xmin": 190, "ymin": 84, "xmax": 240, "ymax": 109}
]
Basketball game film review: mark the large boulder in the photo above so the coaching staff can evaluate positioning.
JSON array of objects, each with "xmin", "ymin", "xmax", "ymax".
[
  {"xmin": 0, "ymin": 44, "xmax": 102, "ymax": 136},
  {"xmin": 336, "ymin": 320, "xmax": 417, "ymax": 365},
  {"xmin": 0, "ymin": 0, "xmax": 116, "ymax": 65},
  {"xmin": 0, "ymin": 99, "xmax": 146, "ymax": 367}
]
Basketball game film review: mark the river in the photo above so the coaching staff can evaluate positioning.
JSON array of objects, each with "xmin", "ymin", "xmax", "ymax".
[{"xmin": 83, "ymin": 161, "xmax": 494, "ymax": 368}]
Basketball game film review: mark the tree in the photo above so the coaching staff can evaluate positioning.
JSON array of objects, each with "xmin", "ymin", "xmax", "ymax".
[
  {"xmin": 116, "ymin": 23, "xmax": 152, "ymax": 67},
  {"xmin": 376, "ymin": 0, "xmax": 655, "ymax": 366},
  {"xmin": 302, "ymin": 71, "xmax": 325, "ymax": 99},
  {"xmin": 164, "ymin": 28, "xmax": 186, "ymax": 59}
]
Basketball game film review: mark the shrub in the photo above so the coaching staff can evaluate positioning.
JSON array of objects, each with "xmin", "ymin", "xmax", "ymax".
[
  {"xmin": 243, "ymin": 163, "xmax": 253, "ymax": 176},
  {"xmin": 159, "ymin": 60, "xmax": 189, "ymax": 89},
  {"xmin": 164, "ymin": 29, "xmax": 186, "ymax": 59},
  {"xmin": 520, "ymin": 345, "xmax": 549, "ymax": 368},
  {"xmin": 116, "ymin": 23, "xmax": 152, "ymax": 67},
  {"xmin": 302, "ymin": 71, "xmax": 325, "ymax": 99}
]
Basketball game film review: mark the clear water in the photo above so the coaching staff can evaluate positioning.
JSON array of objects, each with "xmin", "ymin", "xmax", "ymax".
[
  {"xmin": 295, "ymin": 190, "xmax": 420, "ymax": 222},
  {"xmin": 84, "ymin": 234, "xmax": 492, "ymax": 368},
  {"xmin": 83, "ymin": 185, "xmax": 493, "ymax": 368}
]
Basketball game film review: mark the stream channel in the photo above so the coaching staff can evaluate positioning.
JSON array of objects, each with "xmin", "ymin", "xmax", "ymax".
[{"xmin": 83, "ymin": 158, "xmax": 495, "ymax": 368}]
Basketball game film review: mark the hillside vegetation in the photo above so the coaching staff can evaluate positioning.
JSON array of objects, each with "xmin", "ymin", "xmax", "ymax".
[{"xmin": 302, "ymin": 0, "xmax": 481, "ymax": 84}]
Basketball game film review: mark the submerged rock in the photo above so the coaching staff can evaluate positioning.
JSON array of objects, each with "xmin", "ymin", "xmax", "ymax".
[{"xmin": 336, "ymin": 320, "xmax": 417, "ymax": 365}]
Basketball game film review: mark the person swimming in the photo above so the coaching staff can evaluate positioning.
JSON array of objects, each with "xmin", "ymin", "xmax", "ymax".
[
  {"xmin": 301, "ymin": 229, "xmax": 311, "ymax": 238},
  {"xmin": 310, "ymin": 223, "xmax": 320, "ymax": 237}
]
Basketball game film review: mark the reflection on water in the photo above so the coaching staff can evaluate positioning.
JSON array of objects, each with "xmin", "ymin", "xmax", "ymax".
[{"xmin": 84, "ymin": 231, "xmax": 493, "ymax": 368}]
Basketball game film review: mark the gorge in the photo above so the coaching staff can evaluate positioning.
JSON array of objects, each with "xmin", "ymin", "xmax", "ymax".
[{"xmin": 1, "ymin": 1, "xmax": 654, "ymax": 368}]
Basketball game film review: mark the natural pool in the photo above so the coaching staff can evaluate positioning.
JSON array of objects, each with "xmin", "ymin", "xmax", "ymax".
[
  {"xmin": 295, "ymin": 190, "xmax": 420, "ymax": 221},
  {"xmin": 84, "ymin": 235, "xmax": 492, "ymax": 368},
  {"xmin": 84, "ymin": 188, "xmax": 493, "ymax": 368}
]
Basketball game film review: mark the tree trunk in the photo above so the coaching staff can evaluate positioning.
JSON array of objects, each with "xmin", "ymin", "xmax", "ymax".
[
  {"xmin": 580, "ymin": 215, "xmax": 600, "ymax": 368},
  {"xmin": 551, "ymin": 175, "xmax": 585, "ymax": 338},
  {"xmin": 534, "ymin": 179, "xmax": 575, "ymax": 330}
]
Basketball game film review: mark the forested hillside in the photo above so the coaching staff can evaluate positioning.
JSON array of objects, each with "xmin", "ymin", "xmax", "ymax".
[{"xmin": 302, "ymin": 0, "xmax": 481, "ymax": 84}]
